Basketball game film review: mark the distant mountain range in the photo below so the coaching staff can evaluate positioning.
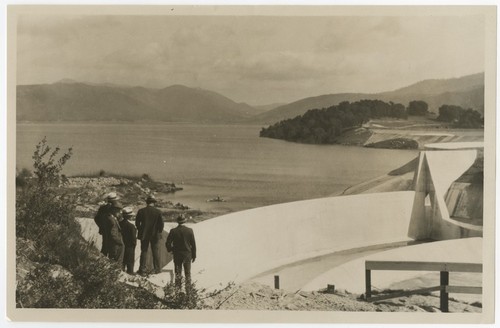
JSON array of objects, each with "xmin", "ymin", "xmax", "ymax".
[
  {"xmin": 17, "ymin": 82, "xmax": 256, "ymax": 123},
  {"xmin": 17, "ymin": 73, "xmax": 484, "ymax": 124}
]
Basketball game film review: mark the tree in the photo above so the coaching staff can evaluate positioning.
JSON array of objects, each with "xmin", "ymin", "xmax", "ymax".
[
  {"xmin": 437, "ymin": 105, "xmax": 483, "ymax": 128},
  {"xmin": 408, "ymin": 101, "xmax": 429, "ymax": 116},
  {"xmin": 456, "ymin": 108, "xmax": 483, "ymax": 128},
  {"xmin": 437, "ymin": 105, "xmax": 464, "ymax": 122}
]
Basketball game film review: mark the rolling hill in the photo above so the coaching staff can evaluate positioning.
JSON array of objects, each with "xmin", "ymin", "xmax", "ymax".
[
  {"xmin": 16, "ymin": 82, "xmax": 257, "ymax": 123},
  {"xmin": 251, "ymin": 73, "xmax": 484, "ymax": 124}
]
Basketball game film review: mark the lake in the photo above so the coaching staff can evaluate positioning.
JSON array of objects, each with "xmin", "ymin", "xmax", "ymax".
[{"xmin": 16, "ymin": 123, "xmax": 418, "ymax": 214}]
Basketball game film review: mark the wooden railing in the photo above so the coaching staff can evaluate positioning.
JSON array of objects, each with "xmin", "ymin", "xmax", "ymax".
[{"xmin": 365, "ymin": 260, "xmax": 482, "ymax": 312}]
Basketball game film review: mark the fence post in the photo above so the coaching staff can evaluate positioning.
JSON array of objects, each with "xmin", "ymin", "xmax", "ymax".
[
  {"xmin": 365, "ymin": 269, "xmax": 371, "ymax": 299},
  {"xmin": 440, "ymin": 271, "xmax": 449, "ymax": 312}
]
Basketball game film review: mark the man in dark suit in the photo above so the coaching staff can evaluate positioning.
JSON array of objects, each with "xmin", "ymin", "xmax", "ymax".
[
  {"xmin": 94, "ymin": 192, "xmax": 120, "ymax": 256},
  {"xmin": 120, "ymin": 207, "xmax": 137, "ymax": 275},
  {"xmin": 166, "ymin": 215, "xmax": 196, "ymax": 289},
  {"xmin": 106, "ymin": 202, "xmax": 124, "ymax": 262},
  {"xmin": 135, "ymin": 195, "xmax": 164, "ymax": 275}
]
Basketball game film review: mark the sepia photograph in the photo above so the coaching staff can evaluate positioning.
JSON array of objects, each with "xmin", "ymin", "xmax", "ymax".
[{"xmin": 6, "ymin": 4, "xmax": 496, "ymax": 324}]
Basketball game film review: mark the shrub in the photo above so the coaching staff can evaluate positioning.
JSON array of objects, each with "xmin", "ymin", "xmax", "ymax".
[
  {"xmin": 162, "ymin": 280, "xmax": 203, "ymax": 309},
  {"xmin": 15, "ymin": 168, "xmax": 32, "ymax": 188},
  {"xmin": 16, "ymin": 138, "xmax": 76, "ymax": 241},
  {"xmin": 16, "ymin": 138, "xmax": 163, "ymax": 309},
  {"xmin": 16, "ymin": 264, "xmax": 81, "ymax": 308}
]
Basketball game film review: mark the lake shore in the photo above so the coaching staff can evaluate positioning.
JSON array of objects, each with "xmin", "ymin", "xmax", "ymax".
[
  {"xmin": 63, "ymin": 174, "xmax": 212, "ymax": 223},
  {"xmin": 68, "ymin": 150, "xmax": 419, "ymax": 224}
]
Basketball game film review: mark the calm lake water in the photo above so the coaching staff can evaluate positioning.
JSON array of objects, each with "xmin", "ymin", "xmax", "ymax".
[{"xmin": 16, "ymin": 123, "xmax": 418, "ymax": 214}]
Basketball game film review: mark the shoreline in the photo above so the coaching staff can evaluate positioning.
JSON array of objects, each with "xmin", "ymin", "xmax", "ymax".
[{"xmin": 69, "ymin": 151, "xmax": 420, "ymax": 223}]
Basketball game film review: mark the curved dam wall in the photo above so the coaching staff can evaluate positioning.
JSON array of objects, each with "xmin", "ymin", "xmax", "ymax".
[
  {"xmin": 408, "ymin": 149, "xmax": 482, "ymax": 240},
  {"xmin": 301, "ymin": 237, "xmax": 482, "ymax": 295},
  {"xmin": 165, "ymin": 191, "xmax": 415, "ymax": 289}
]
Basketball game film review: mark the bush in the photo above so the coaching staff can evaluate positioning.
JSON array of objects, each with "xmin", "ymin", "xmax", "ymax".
[
  {"xmin": 16, "ymin": 264, "xmax": 81, "ymax": 308},
  {"xmin": 15, "ymin": 168, "xmax": 32, "ymax": 188},
  {"xmin": 16, "ymin": 138, "xmax": 76, "ymax": 241},
  {"xmin": 163, "ymin": 281, "xmax": 203, "ymax": 309},
  {"xmin": 16, "ymin": 138, "xmax": 163, "ymax": 309}
]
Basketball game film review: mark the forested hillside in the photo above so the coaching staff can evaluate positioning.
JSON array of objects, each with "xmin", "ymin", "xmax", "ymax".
[{"xmin": 259, "ymin": 100, "xmax": 407, "ymax": 144}]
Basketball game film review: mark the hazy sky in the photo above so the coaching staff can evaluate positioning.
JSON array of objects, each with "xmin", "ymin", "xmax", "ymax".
[{"xmin": 17, "ymin": 14, "xmax": 485, "ymax": 105}]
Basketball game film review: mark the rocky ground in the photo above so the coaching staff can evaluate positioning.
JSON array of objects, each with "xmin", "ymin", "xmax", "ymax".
[
  {"xmin": 200, "ymin": 281, "xmax": 481, "ymax": 312},
  {"xmin": 61, "ymin": 175, "xmax": 208, "ymax": 222}
]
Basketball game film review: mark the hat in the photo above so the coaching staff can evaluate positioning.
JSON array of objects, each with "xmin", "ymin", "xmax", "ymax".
[
  {"xmin": 111, "ymin": 200, "xmax": 123, "ymax": 210},
  {"xmin": 146, "ymin": 195, "xmax": 157, "ymax": 203},
  {"xmin": 106, "ymin": 192, "xmax": 120, "ymax": 202},
  {"xmin": 122, "ymin": 207, "xmax": 134, "ymax": 218},
  {"xmin": 176, "ymin": 215, "xmax": 187, "ymax": 224}
]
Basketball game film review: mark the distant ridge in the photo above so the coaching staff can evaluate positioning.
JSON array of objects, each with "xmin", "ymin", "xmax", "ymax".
[
  {"xmin": 250, "ymin": 73, "xmax": 484, "ymax": 124},
  {"xmin": 17, "ymin": 82, "xmax": 256, "ymax": 123}
]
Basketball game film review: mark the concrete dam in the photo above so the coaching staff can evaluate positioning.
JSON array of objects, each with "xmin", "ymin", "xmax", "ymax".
[{"xmin": 78, "ymin": 143, "xmax": 483, "ymax": 292}]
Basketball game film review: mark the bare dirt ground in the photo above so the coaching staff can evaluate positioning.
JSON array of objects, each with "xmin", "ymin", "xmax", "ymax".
[{"xmin": 202, "ymin": 281, "xmax": 481, "ymax": 313}]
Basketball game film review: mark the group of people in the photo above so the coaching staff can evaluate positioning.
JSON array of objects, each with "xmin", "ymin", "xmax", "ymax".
[{"xmin": 93, "ymin": 192, "xmax": 197, "ymax": 288}]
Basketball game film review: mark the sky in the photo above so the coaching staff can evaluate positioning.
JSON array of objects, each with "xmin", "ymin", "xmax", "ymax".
[{"xmin": 16, "ymin": 13, "xmax": 485, "ymax": 105}]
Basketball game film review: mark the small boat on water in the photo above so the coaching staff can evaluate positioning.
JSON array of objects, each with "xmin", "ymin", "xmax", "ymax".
[{"xmin": 207, "ymin": 195, "xmax": 226, "ymax": 202}]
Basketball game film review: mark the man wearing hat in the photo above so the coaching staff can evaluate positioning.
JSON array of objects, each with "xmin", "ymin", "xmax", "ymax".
[
  {"xmin": 166, "ymin": 215, "xmax": 196, "ymax": 289},
  {"xmin": 106, "ymin": 201, "xmax": 124, "ymax": 262},
  {"xmin": 135, "ymin": 195, "xmax": 164, "ymax": 275},
  {"xmin": 94, "ymin": 192, "xmax": 120, "ymax": 256},
  {"xmin": 120, "ymin": 207, "xmax": 137, "ymax": 275}
]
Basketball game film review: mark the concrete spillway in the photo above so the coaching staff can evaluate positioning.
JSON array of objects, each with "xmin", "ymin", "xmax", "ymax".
[
  {"xmin": 164, "ymin": 191, "xmax": 415, "ymax": 289},
  {"xmin": 301, "ymin": 237, "xmax": 482, "ymax": 304}
]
